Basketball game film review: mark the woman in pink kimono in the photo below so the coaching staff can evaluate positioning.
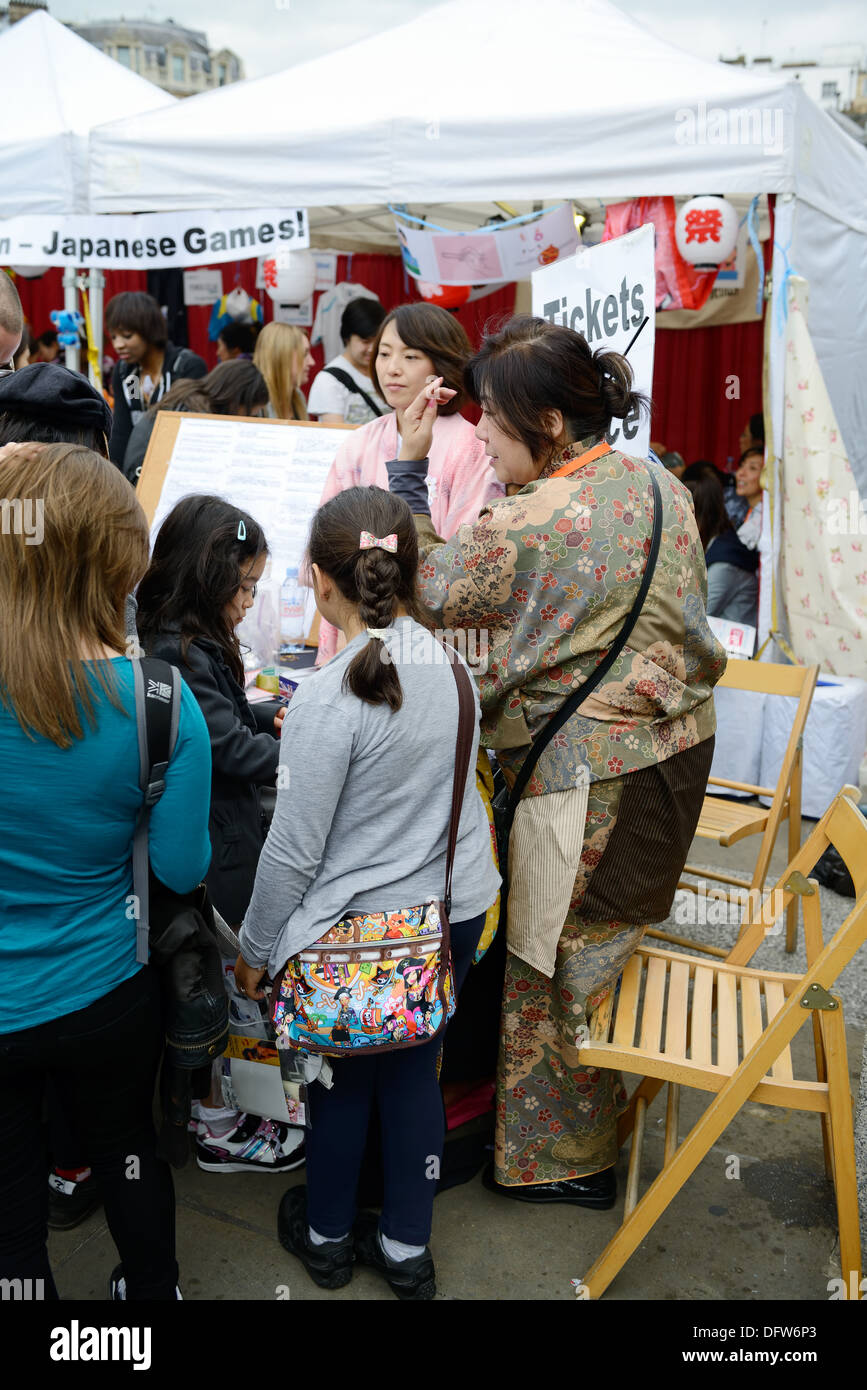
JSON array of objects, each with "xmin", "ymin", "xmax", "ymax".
[{"xmin": 315, "ymin": 303, "xmax": 503, "ymax": 663}]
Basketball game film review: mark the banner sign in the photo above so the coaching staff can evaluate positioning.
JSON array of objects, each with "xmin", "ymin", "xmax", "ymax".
[
  {"xmin": 531, "ymin": 224, "xmax": 655, "ymax": 458},
  {"xmin": 0, "ymin": 209, "xmax": 309, "ymax": 269},
  {"xmin": 396, "ymin": 203, "xmax": 578, "ymax": 286}
]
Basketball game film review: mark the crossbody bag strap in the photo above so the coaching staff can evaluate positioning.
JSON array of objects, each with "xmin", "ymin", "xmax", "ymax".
[
  {"xmin": 323, "ymin": 366, "xmax": 385, "ymax": 417},
  {"xmin": 132, "ymin": 657, "xmax": 182, "ymax": 964},
  {"xmin": 506, "ymin": 465, "xmax": 663, "ymax": 815},
  {"xmin": 439, "ymin": 643, "xmax": 477, "ymax": 919}
]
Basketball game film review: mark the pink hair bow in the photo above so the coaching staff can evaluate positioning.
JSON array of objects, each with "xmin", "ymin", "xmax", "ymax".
[{"xmin": 359, "ymin": 531, "xmax": 398, "ymax": 554}]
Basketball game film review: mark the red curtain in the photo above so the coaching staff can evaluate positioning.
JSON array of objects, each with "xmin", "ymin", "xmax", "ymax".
[
  {"xmin": 651, "ymin": 319, "xmax": 764, "ymax": 472},
  {"xmin": 10, "ymin": 256, "xmax": 762, "ymax": 463}
]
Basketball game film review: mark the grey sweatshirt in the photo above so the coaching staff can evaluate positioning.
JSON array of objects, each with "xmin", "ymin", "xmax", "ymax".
[{"xmin": 239, "ymin": 617, "xmax": 500, "ymax": 976}]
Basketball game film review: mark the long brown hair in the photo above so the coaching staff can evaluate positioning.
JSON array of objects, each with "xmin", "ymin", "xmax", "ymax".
[
  {"xmin": 253, "ymin": 323, "xmax": 309, "ymax": 421},
  {"xmin": 307, "ymin": 486, "xmax": 430, "ymax": 711},
  {"xmin": 0, "ymin": 443, "xmax": 149, "ymax": 746}
]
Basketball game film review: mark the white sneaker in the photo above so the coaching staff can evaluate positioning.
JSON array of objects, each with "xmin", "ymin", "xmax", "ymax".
[{"xmin": 195, "ymin": 1113, "xmax": 306, "ymax": 1174}]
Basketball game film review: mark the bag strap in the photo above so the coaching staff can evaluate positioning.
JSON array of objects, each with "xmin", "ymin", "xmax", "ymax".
[
  {"xmin": 439, "ymin": 644, "xmax": 477, "ymax": 919},
  {"xmin": 131, "ymin": 657, "xmax": 182, "ymax": 964},
  {"xmin": 323, "ymin": 366, "xmax": 385, "ymax": 418},
  {"xmin": 505, "ymin": 465, "xmax": 664, "ymax": 816}
]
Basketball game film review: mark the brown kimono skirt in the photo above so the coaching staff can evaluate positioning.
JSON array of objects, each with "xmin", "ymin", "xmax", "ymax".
[{"xmin": 495, "ymin": 737, "xmax": 714, "ymax": 1185}]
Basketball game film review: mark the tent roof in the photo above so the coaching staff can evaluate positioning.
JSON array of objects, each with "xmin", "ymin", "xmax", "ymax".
[
  {"xmin": 0, "ymin": 10, "xmax": 174, "ymax": 216},
  {"xmin": 89, "ymin": 0, "xmax": 864, "ymax": 232}
]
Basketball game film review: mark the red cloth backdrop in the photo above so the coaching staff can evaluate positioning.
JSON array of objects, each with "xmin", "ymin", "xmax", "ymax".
[{"xmin": 11, "ymin": 255, "xmax": 761, "ymax": 465}]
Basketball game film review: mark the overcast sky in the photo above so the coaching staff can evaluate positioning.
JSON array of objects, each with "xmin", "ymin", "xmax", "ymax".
[{"xmin": 49, "ymin": 0, "xmax": 867, "ymax": 79}]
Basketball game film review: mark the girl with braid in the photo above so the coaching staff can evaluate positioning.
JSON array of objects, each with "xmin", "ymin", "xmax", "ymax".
[{"xmin": 235, "ymin": 485, "xmax": 499, "ymax": 1301}]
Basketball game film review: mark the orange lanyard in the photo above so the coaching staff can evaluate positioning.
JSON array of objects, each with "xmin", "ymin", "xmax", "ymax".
[{"xmin": 550, "ymin": 440, "xmax": 612, "ymax": 478}]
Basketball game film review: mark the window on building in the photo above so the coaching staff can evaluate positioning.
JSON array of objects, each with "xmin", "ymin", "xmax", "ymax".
[
  {"xmin": 821, "ymin": 81, "xmax": 838, "ymax": 98},
  {"xmin": 116, "ymin": 45, "xmax": 131, "ymax": 66},
  {"xmin": 218, "ymin": 62, "xmax": 227, "ymax": 84},
  {"xmin": 172, "ymin": 53, "xmax": 185, "ymax": 83}
]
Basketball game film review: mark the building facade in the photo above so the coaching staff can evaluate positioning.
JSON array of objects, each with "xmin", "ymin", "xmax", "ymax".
[
  {"xmin": 722, "ymin": 46, "xmax": 867, "ymax": 119},
  {"xmin": 70, "ymin": 17, "xmax": 243, "ymax": 96}
]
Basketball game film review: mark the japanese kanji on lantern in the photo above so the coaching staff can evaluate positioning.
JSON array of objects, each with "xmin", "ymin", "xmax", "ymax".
[
  {"xmin": 675, "ymin": 195, "xmax": 739, "ymax": 271},
  {"xmin": 262, "ymin": 249, "xmax": 317, "ymax": 304}
]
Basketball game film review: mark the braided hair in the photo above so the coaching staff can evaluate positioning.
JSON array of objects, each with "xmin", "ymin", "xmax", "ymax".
[{"xmin": 307, "ymin": 485, "xmax": 432, "ymax": 711}]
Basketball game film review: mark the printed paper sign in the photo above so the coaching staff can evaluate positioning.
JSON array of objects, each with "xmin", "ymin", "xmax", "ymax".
[
  {"xmin": 182, "ymin": 268, "xmax": 223, "ymax": 306},
  {"xmin": 531, "ymin": 224, "xmax": 656, "ymax": 457},
  {"xmin": 273, "ymin": 298, "xmax": 313, "ymax": 326},
  {"xmin": 396, "ymin": 203, "xmax": 579, "ymax": 286},
  {"xmin": 313, "ymin": 252, "xmax": 337, "ymax": 290},
  {"xmin": 0, "ymin": 209, "xmax": 309, "ymax": 269},
  {"xmin": 708, "ymin": 615, "xmax": 757, "ymax": 658}
]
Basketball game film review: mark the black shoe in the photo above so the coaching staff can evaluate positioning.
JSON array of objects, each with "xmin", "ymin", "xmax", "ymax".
[
  {"xmin": 481, "ymin": 1162, "xmax": 616, "ymax": 1209},
  {"xmin": 47, "ymin": 1172, "xmax": 103, "ymax": 1231},
  {"xmin": 353, "ymin": 1211, "xmax": 436, "ymax": 1301},
  {"xmin": 277, "ymin": 1187, "xmax": 354, "ymax": 1290}
]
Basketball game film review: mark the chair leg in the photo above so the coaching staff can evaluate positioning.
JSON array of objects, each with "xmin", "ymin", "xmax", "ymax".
[
  {"xmin": 624, "ymin": 1097, "xmax": 647, "ymax": 1216},
  {"xmin": 786, "ymin": 752, "xmax": 803, "ymax": 953},
  {"xmin": 811, "ymin": 1014, "xmax": 834, "ymax": 1181},
  {"xmin": 821, "ymin": 1008, "xmax": 862, "ymax": 1295},
  {"xmin": 617, "ymin": 1077, "xmax": 664, "ymax": 1148},
  {"xmin": 664, "ymin": 1084, "xmax": 680, "ymax": 1165}
]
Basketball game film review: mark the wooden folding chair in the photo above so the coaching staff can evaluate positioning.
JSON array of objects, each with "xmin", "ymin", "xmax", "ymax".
[
  {"xmin": 648, "ymin": 658, "xmax": 818, "ymax": 958},
  {"xmin": 576, "ymin": 786, "xmax": 867, "ymax": 1300}
]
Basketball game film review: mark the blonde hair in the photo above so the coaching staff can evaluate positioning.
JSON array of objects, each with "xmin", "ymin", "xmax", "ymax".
[
  {"xmin": 253, "ymin": 322, "xmax": 309, "ymax": 421},
  {"xmin": 0, "ymin": 442, "xmax": 149, "ymax": 746}
]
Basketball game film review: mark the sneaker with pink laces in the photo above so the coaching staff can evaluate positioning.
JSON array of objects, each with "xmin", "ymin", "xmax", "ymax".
[{"xmin": 195, "ymin": 1113, "xmax": 305, "ymax": 1174}]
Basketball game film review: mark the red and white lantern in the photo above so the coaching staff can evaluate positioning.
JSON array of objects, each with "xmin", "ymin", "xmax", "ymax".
[
  {"xmin": 675, "ymin": 195, "xmax": 739, "ymax": 271},
  {"xmin": 262, "ymin": 250, "xmax": 317, "ymax": 304},
  {"xmin": 417, "ymin": 281, "xmax": 471, "ymax": 310}
]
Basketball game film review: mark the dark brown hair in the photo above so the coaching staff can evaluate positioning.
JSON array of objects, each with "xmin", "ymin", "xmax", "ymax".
[
  {"xmin": 136, "ymin": 495, "xmax": 268, "ymax": 684},
  {"xmin": 465, "ymin": 314, "xmax": 649, "ymax": 464},
  {"xmin": 683, "ymin": 470, "xmax": 732, "ymax": 551},
  {"xmin": 307, "ymin": 486, "xmax": 431, "ymax": 711},
  {"xmin": 105, "ymin": 291, "xmax": 168, "ymax": 348},
  {"xmin": 370, "ymin": 303, "xmax": 470, "ymax": 415}
]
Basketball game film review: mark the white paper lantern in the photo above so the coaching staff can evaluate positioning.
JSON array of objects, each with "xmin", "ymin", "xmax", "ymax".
[
  {"xmin": 11, "ymin": 265, "xmax": 49, "ymax": 278},
  {"xmin": 675, "ymin": 196, "xmax": 739, "ymax": 271},
  {"xmin": 262, "ymin": 250, "xmax": 317, "ymax": 304}
]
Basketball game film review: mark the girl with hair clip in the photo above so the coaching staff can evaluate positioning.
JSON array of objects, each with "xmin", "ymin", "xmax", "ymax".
[
  {"xmin": 235, "ymin": 485, "xmax": 499, "ymax": 1300},
  {"xmin": 314, "ymin": 303, "xmax": 503, "ymax": 665},
  {"xmin": 386, "ymin": 315, "xmax": 726, "ymax": 1213},
  {"xmin": 135, "ymin": 495, "xmax": 305, "ymax": 1176}
]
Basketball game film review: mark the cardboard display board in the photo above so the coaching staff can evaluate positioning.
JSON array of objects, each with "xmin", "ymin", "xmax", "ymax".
[{"xmin": 138, "ymin": 412, "xmax": 355, "ymax": 648}]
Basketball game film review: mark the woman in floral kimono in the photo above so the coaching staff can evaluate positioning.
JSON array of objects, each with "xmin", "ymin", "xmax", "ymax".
[{"xmin": 387, "ymin": 316, "xmax": 726, "ymax": 1209}]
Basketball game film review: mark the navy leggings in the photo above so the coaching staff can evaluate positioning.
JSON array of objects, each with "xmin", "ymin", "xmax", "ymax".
[{"xmin": 305, "ymin": 912, "xmax": 487, "ymax": 1246}]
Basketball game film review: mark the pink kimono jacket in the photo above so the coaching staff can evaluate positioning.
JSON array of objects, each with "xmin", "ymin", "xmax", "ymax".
[{"xmin": 315, "ymin": 411, "xmax": 503, "ymax": 663}]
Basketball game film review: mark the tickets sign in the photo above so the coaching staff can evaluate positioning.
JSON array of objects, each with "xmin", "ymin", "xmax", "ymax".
[{"xmin": 531, "ymin": 224, "xmax": 655, "ymax": 458}]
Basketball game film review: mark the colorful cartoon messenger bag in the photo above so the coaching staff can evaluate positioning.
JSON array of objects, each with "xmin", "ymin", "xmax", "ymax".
[{"xmin": 272, "ymin": 645, "xmax": 476, "ymax": 1056}]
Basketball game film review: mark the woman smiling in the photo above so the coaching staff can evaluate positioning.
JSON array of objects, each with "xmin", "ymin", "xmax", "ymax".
[{"xmin": 314, "ymin": 304, "xmax": 502, "ymax": 664}]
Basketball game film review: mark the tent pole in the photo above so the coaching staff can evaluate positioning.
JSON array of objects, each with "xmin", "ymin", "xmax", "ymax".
[{"xmin": 62, "ymin": 268, "xmax": 80, "ymax": 375}]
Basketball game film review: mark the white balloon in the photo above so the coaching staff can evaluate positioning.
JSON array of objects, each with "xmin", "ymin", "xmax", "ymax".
[
  {"xmin": 263, "ymin": 250, "xmax": 317, "ymax": 304},
  {"xmin": 675, "ymin": 196, "xmax": 739, "ymax": 271}
]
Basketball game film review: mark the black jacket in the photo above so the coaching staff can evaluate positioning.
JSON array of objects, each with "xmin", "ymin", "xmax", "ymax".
[
  {"xmin": 109, "ymin": 341, "xmax": 207, "ymax": 467},
  {"xmin": 147, "ymin": 630, "xmax": 280, "ymax": 925}
]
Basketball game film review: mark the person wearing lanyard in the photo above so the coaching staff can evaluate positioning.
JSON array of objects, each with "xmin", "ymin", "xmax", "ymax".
[{"xmin": 386, "ymin": 315, "xmax": 725, "ymax": 1209}]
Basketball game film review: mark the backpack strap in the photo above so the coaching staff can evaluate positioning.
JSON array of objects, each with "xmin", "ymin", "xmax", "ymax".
[
  {"xmin": 439, "ymin": 645, "xmax": 477, "ymax": 919},
  {"xmin": 131, "ymin": 657, "xmax": 182, "ymax": 964},
  {"xmin": 322, "ymin": 366, "xmax": 384, "ymax": 418}
]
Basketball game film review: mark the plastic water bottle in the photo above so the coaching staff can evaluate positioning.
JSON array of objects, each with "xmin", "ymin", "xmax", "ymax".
[{"xmin": 279, "ymin": 566, "xmax": 305, "ymax": 652}]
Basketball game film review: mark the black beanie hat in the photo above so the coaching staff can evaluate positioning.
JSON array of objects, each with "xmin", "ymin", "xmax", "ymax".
[{"xmin": 0, "ymin": 362, "xmax": 112, "ymax": 436}]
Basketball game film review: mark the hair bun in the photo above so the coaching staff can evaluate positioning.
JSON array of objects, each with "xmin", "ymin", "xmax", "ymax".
[{"xmin": 593, "ymin": 347, "xmax": 638, "ymax": 421}]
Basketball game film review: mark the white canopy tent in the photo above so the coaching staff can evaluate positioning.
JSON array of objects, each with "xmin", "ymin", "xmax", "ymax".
[
  {"xmin": 87, "ymin": 0, "xmax": 867, "ymax": 498},
  {"xmin": 0, "ymin": 10, "xmax": 175, "ymax": 218}
]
